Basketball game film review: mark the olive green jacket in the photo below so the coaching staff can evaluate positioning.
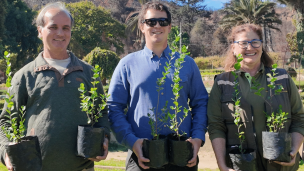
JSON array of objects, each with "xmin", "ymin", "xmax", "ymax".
[
  {"xmin": 208, "ymin": 64, "xmax": 304, "ymax": 171},
  {"xmin": 0, "ymin": 51, "xmax": 110, "ymax": 171}
]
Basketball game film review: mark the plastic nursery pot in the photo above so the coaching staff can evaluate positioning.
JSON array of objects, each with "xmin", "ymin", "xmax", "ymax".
[
  {"xmin": 168, "ymin": 133, "xmax": 193, "ymax": 167},
  {"xmin": 228, "ymin": 148, "xmax": 257, "ymax": 171},
  {"xmin": 142, "ymin": 135, "xmax": 168, "ymax": 169},
  {"xmin": 6, "ymin": 136, "xmax": 42, "ymax": 171},
  {"xmin": 77, "ymin": 125, "xmax": 105, "ymax": 158},
  {"xmin": 262, "ymin": 131, "xmax": 291, "ymax": 162}
]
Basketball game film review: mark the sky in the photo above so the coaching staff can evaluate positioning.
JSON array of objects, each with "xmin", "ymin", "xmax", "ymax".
[{"xmin": 203, "ymin": 0, "xmax": 230, "ymax": 10}]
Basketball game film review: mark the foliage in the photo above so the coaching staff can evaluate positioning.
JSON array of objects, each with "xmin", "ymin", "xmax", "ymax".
[
  {"xmin": 147, "ymin": 59, "xmax": 171, "ymax": 139},
  {"xmin": 169, "ymin": 0, "xmax": 210, "ymax": 35},
  {"xmin": 0, "ymin": 53, "xmax": 17, "ymax": 73},
  {"xmin": 194, "ymin": 56, "xmax": 225, "ymax": 70},
  {"xmin": 231, "ymin": 54, "xmax": 245, "ymax": 153},
  {"xmin": 83, "ymin": 47, "xmax": 120, "ymax": 83},
  {"xmin": 1, "ymin": 51, "xmax": 26, "ymax": 143},
  {"xmin": 78, "ymin": 65, "xmax": 109, "ymax": 126},
  {"xmin": 168, "ymin": 26, "xmax": 190, "ymax": 49},
  {"xmin": 167, "ymin": 29, "xmax": 190, "ymax": 140},
  {"xmin": 66, "ymin": 1, "xmax": 126, "ymax": 59},
  {"xmin": 219, "ymin": 0, "xmax": 282, "ymax": 31},
  {"xmin": 1, "ymin": 0, "xmax": 40, "ymax": 70},
  {"xmin": 251, "ymin": 64, "xmax": 288, "ymax": 132}
]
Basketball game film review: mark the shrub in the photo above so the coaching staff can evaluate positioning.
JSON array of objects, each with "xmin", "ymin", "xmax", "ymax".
[
  {"xmin": 194, "ymin": 56, "xmax": 225, "ymax": 70},
  {"xmin": 83, "ymin": 47, "xmax": 120, "ymax": 85}
]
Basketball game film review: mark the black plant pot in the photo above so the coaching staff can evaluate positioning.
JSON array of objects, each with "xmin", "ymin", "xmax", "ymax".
[
  {"xmin": 262, "ymin": 131, "xmax": 291, "ymax": 162},
  {"xmin": 77, "ymin": 125, "xmax": 105, "ymax": 158},
  {"xmin": 6, "ymin": 136, "xmax": 42, "ymax": 171},
  {"xmin": 142, "ymin": 135, "xmax": 168, "ymax": 169},
  {"xmin": 228, "ymin": 148, "xmax": 257, "ymax": 171},
  {"xmin": 168, "ymin": 134, "xmax": 193, "ymax": 167}
]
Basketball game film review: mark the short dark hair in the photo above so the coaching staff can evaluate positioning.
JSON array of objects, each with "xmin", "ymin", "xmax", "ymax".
[{"xmin": 138, "ymin": 2, "xmax": 171, "ymax": 29}]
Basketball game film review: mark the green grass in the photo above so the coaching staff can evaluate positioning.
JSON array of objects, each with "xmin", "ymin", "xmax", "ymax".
[{"xmin": 95, "ymin": 158, "xmax": 125, "ymax": 167}]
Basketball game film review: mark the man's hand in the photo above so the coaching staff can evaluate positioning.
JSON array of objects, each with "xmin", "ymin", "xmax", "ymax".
[
  {"xmin": 186, "ymin": 138, "xmax": 202, "ymax": 167},
  {"xmin": 88, "ymin": 137, "xmax": 109, "ymax": 162},
  {"xmin": 132, "ymin": 139, "xmax": 150, "ymax": 169},
  {"xmin": 274, "ymin": 151, "xmax": 296, "ymax": 167},
  {"xmin": 5, "ymin": 153, "xmax": 13, "ymax": 171}
]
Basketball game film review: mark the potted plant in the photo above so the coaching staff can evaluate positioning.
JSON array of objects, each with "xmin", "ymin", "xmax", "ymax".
[
  {"xmin": 251, "ymin": 64, "xmax": 290, "ymax": 162},
  {"xmin": 228, "ymin": 54, "xmax": 257, "ymax": 171},
  {"xmin": 142, "ymin": 59, "xmax": 172, "ymax": 169},
  {"xmin": 77, "ymin": 64, "xmax": 109, "ymax": 158},
  {"xmin": 166, "ymin": 34, "xmax": 193, "ymax": 167},
  {"xmin": 1, "ymin": 51, "xmax": 42, "ymax": 171}
]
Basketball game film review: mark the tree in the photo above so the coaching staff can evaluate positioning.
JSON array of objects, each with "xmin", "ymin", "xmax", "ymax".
[
  {"xmin": 2, "ymin": 0, "xmax": 40, "ymax": 71},
  {"xmin": 66, "ymin": 1, "xmax": 126, "ymax": 59},
  {"xmin": 0, "ymin": 0, "xmax": 7, "ymax": 41},
  {"xmin": 168, "ymin": 26, "xmax": 189, "ymax": 48},
  {"xmin": 83, "ymin": 47, "xmax": 120, "ymax": 85},
  {"xmin": 125, "ymin": 0, "xmax": 151, "ymax": 50},
  {"xmin": 219, "ymin": 0, "xmax": 282, "ymax": 30},
  {"xmin": 276, "ymin": 0, "xmax": 304, "ymax": 64},
  {"xmin": 169, "ymin": 0, "xmax": 211, "ymax": 35}
]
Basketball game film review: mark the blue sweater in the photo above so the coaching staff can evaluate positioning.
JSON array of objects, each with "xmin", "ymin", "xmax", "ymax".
[{"xmin": 108, "ymin": 45, "xmax": 208, "ymax": 150}]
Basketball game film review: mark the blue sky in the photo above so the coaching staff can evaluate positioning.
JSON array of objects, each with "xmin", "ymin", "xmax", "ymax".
[{"xmin": 203, "ymin": 0, "xmax": 230, "ymax": 10}]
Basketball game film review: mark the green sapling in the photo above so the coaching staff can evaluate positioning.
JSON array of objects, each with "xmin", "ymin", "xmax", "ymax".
[
  {"xmin": 251, "ymin": 64, "xmax": 288, "ymax": 132},
  {"xmin": 231, "ymin": 54, "xmax": 245, "ymax": 153},
  {"xmin": 1, "ymin": 51, "xmax": 26, "ymax": 143},
  {"xmin": 78, "ymin": 64, "xmax": 109, "ymax": 127}
]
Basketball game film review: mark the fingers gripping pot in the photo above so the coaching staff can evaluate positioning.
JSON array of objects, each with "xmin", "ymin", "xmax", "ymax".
[
  {"xmin": 6, "ymin": 136, "xmax": 42, "ymax": 171},
  {"xmin": 168, "ymin": 133, "xmax": 193, "ymax": 167},
  {"xmin": 228, "ymin": 148, "xmax": 257, "ymax": 171}
]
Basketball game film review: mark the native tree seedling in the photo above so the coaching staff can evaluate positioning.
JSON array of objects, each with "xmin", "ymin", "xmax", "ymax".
[
  {"xmin": 251, "ymin": 64, "xmax": 288, "ymax": 132},
  {"xmin": 166, "ymin": 30, "xmax": 190, "ymax": 141},
  {"xmin": 1, "ymin": 51, "xmax": 26, "ymax": 143},
  {"xmin": 78, "ymin": 64, "xmax": 109, "ymax": 127},
  {"xmin": 231, "ymin": 54, "xmax": 246, "ymax": 153}
]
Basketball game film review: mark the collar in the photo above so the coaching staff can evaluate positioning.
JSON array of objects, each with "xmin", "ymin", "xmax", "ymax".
[
  {"xmin": 143, "ymin": 45, "xmax": 172, "ymax": 59},
  {"xmin": 34, "ymin": 51, "xmax": 83, "ymax": 72}
]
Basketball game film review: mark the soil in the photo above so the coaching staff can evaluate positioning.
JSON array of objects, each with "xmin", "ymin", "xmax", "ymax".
[{"xmin": 106, "ymin": 134, "xmax": 218, "ymax": 169}]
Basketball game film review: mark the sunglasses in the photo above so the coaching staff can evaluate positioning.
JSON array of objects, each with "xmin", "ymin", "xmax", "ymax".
[{"xmin": 142, "ymin": 18, "xmax": 171, "ymax": 27}]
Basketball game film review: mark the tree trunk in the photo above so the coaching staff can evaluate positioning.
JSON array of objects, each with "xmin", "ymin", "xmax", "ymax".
[{"xmin": 102, "ymin": 78, "xmax": 107, "ymax": 86}]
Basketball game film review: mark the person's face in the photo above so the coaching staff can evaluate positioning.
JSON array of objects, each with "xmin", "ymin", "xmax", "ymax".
[
  {"xmin": 140, "ymin": 9, "xmax": 171, "ymax": 47},
  {"xmin": 232, "ymin": 30, "xmax": 263, "ymax": 67},
  {"xmin": 38, "ymin": 8, "xmax": 71, "ymax": 53}
]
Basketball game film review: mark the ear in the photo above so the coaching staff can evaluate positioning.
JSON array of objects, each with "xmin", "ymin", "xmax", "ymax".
[
  {"xmin": 140, "ymin": 23, "xmax": 145, "ymax": 35},
  {"xmin": 168, "ymin": 24, "xmax": 172, "ymax": 34},
  {"xmin": 37, "ymin": 26, "xmax": 42, "ymax": 39}
]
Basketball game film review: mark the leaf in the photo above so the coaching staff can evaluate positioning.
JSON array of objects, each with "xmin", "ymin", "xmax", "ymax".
[{"xmin": 234, "ymin": 63, "xmax": 241, "ymax": 70}]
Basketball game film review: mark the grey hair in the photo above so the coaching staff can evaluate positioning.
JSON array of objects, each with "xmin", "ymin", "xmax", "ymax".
[{"xmin": 36, "ymin": 2, "xmax": 74, "ymax": 28}]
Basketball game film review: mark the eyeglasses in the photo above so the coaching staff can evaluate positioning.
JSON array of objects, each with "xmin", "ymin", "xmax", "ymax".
[
  {"xmin": 142, "ymin": 18, "xmax": 171, "ymax": 27},
  {"xmin": 233, "ymin": 39, "xmax": 263, "ymax": 49}
]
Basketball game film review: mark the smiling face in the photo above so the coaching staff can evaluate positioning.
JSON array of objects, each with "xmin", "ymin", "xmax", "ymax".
[
  {"xmin": 232, "ymin": 30, "xmax": 263, "ymax": 68},
  {"xmin": 38, "ymin": 8, "xmax": 71, "ymax": 55},
  {"xmin": 140, "ymin": 9, "xmax": 171, "ymax": 49}
]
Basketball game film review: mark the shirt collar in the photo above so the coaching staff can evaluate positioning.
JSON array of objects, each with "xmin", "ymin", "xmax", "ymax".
[{"xmin": 143, "ymin": 45, "xmax": 171, "ymax": 59}]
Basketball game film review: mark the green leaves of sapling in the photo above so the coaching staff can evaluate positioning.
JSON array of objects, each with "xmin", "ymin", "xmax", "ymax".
[
  {"xmin": 1, "ymin": 51, "xmax": 27, "ymax": 143},
  {"xmin": 78, "ymin": 64, "xmax": 109, "ymax": 126}
]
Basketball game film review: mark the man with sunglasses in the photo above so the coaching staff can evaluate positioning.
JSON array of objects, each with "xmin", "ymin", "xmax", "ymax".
[{"xmin": 108, "ymin": 2, "xmax": 208, "ymax": 171}]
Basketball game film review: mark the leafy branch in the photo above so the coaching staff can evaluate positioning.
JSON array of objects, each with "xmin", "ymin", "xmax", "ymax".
[
  {"xmin": 78, "ymin": 64, "xmax": 109, "ymax": 127},
  {"xmin": 166, "ymin": 30, "xmax": 190, "ymax": 141},
  {"xmin": 1, "ymin": 51, "xmax": 26, "ymax": 143},
  {"xmin": 231, "ymin": 54, "xmax": 245, "ymax": 153},
  {"xmin": 251, "ymin": 64, "xmax": 288, "ymax": 132}
]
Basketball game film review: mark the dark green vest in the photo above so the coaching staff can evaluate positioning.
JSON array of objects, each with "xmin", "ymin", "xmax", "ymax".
[{"xmin": 216, "ymin": 67, "xmax": 299, "ymax": 171}]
